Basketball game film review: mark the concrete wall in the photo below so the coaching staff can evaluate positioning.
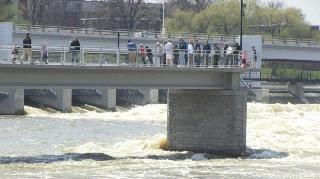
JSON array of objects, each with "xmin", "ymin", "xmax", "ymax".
[
  {"xmin": 288, "ymin": 82, "xmax": 305, "ymax": 101},
  {"xmin": 253, "ymin": 89, "xmax": 270, "ymax": 103},
  {"xmin": 0, "ymin": 89, "xmax": 24, "ymax": 115},
  {"xmin": 73, "ymin": 89, "xmax": 116, "ymax": 110},
  {"xmin": 25, "ymin": 89, "xmax": 72, "ymax": 112},
  {"xmin": 167, "ymin": 88, "xmax": 247, "ymax": 156},
  {"xmin": 140, "ymin": 89, "xmax": 159, "ymax": 104},
  {"xmin": 117, "ymin": 89, "xmax": 159, "ymax": 105},
  {"xmin": 0, "ymin": 22, "xmax": 13, "ymax": 61}
]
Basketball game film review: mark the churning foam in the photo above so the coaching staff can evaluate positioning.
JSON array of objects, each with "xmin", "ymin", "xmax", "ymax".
[
  {"xmin": 25, "ymin": 104, "xmax": 167, "ymax": 123},
  {"xmin": 26, "ymin": 103, "xmax": 320, "ymax": 159}
]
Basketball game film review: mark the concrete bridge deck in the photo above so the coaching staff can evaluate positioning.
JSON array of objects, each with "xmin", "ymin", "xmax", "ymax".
[{"xmin": 0, "ymin": 64, "xmax": 242, "ymax": 89}]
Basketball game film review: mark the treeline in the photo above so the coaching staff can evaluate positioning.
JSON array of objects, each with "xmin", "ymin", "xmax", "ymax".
[{"xmin": 165, "ymin": 0, "xmax": 320, "ymax": 39}]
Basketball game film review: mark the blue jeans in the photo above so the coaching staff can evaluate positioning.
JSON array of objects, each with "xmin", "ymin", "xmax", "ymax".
[
  {"xmin": 179, "ymin": 51, "xmax": 185, "ymax": 65},
  {"xmin": 72, "ymin": 51, "xmax": 79, "ymax": 63}
]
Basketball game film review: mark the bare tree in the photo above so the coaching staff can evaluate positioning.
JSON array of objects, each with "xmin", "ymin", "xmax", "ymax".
[
  {"xmin": 99, "ymin": 0, "xmax": 149, "ymax": 30},
  {"xmin": 24, "ymin": 0, "xmax": 54, "ymax": 25}
]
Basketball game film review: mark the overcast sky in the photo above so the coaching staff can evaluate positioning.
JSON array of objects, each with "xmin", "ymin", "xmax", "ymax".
[
  {"xmin": 150, "ymin": 0, "xmax": 319, "ymax": 25},
  {"xmin": 269, "ymin": 0, "xmax": 320, "ymax": 25}
]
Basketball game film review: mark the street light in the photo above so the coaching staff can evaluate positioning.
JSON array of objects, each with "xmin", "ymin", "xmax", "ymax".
[
  {"xmin": 161, "ymin": 0, "xmax": 166, "ymax": 36},
  {"xmin": 240, "ymin": 0, "xmax": 244, "ymax": 50}
]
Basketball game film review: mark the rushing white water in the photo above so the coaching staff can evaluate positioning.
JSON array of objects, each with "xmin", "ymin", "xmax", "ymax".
[{"xmin": 0, "ymin": 103, "xmax": 319, "ymax": 178}]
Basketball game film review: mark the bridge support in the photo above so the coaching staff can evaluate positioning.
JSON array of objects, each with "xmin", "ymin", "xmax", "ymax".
[
  {"xmin": 117, "ymin": 89, "xmax": 158, "ymax": 105},
  {"xmin": 288, "ymin": 82, "xmax": 305, "ymax": 101},
  {"xmin": 73, "ymin": 89, "xmax": 116, "ymax": 110},
  {"xmin": 140, "ymin": 89, "xmax": 159, "ymax": 104},
  {"xmin": 0, "ymin": 89, "xmax": 24, "ymax": 115},
  {"xmin": 167, "ymin": 88, "xmax": 247, "ymax": 156},
  {"xmin": 25, "ymin": 89, "xmax": 72, "ymax": 112}
]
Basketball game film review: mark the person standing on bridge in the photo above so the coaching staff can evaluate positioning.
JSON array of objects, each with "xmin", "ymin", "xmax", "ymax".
[
  {"xmin": 164, "ymin": 40, "xmax": 174, "ymax": 66},
  {"xmin": 187, "ymin": 40, "xmax": 194, "ymax": 66},
  {"xmin": 203, "ymin": 40, "xmax": 211, "ymax": 67},
  {"xmin": 21, "ymin": 33, "xmax": 32, "ymax": 64},
  {"xmin": 127, "ymin": 40, "xmax": 137, "ymax": 65},
  {"xmin": 41, "ymin": 42, "xmax": 48, "ymax": 64},
  {"xmin": 146, "ymin": 46, "xmax": 153, "ymax": 65},
  {"xmin": 178, "ymin": 38, "xmax": 187, "ymax": 66},
  {"xmin": 154, "ymin": 42, "xmax": 163, "ymax": 67},
  {"xmin": 213, "ymin": 43, "xmax": 221, "ymax": 67},
  {"xmin": 252, "ymin": 46, "xmax": 258, "ymax": 68},
  {"xmin": 70, "ymin": 36, "xmax": 80, "ymax": 65},
  {"xmin": 139, "ymin": 44, "xmax": 147, "ymax": 65},
  {"xmin": 11, "ymin": 45, "xmax": 19, "ymax": 64},
  {"xmin": 194, "ymin": 39, "xmax": 201, "ymax": 67}
]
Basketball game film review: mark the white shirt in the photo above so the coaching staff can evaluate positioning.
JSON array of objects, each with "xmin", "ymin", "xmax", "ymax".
[
  {"xmin": 226, "ymin": 46, "xmax": 233, "ymax": 55},
  {"xmin": 165, "ymin": 42, "xmax": 173, "ymax": 54},
  {"xmin": 188, "ymin": 44, "xmax": 194, "ymax": 54}
]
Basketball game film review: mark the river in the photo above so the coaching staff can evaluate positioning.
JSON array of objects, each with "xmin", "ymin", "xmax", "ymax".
[{"xmin": 0, "ymin": 103, "xmax": 319, "ymax": 178}]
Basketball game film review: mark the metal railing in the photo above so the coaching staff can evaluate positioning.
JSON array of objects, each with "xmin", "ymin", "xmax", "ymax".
[
  {"xmin": 13, "ymin": 24, "xmax": 320, "ymax": 47},
  {"xmin": 0, "ymin": 44, "xmax": 259, "ymax": 68}
]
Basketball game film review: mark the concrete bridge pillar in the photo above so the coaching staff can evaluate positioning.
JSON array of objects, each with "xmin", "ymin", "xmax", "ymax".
[
  {"xmin": 288, "ymin": 82, "xmax": 304, "ymax": 101},
  {"xmin": 25, "ymin": 89, "xmax": 72, "ymax": 112},
  {"xmin": 0, "ymin": 89, "xmax": 24, "ymax": 115},
  {"xmin": 73, "ymin": 89, "xmax": 116, "ymax": 110},
  {"xmin": 167, "ymin": 88, "xmax": 247, "ymax": 156},
  {"xmin": 141, "ymin": 89, "xmax": 159, "ymax": 104}
]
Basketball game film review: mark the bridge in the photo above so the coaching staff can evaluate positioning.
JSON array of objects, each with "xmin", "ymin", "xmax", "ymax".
[
  {"xmin": 11, "ymin": 24, "xmax": 320, "ymax": 62},
  {"xmin": 0, "ymin": 63, "xmax": 247, "ymax": 156}
]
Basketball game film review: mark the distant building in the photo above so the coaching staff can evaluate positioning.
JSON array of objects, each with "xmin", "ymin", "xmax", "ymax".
[{"xmin": 311, "ymin": 25, "xmax": 320, "ymax": 31}]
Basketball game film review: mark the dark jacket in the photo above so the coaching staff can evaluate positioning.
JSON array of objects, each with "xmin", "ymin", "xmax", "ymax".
[
  {"xmin": 203, "ymin": 43, "xmax": 211, "ymax": 54},
  {"xmin": 178, "ymin": 41, "xmax": 187, "ymax": 50},
  {"xmin": 70, "ymin": 40, "xmax": 80, "ymax": 51},
  {"xmin": 195, "ymin": 43, "xmax": 201, "ymax": 54},
  {"xmin": 146, "ymin": 48, "xmax": 152, "ymax": 56},
  {"xmin": 234, "ymin": 44, "xmax": 240, "ymax": 54},
  {"xmin": 23, "ymin": 37, "xmax": 32, "ymax": 48}
]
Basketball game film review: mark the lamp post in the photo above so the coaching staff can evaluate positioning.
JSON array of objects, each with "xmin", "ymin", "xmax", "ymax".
[
  {"xmin": 161, "ymin": 0, "xmax": 166, "ymax": 36},
  {"xmin": 240, "ymin": 0, "xmax": 244, "ymax": 50}
]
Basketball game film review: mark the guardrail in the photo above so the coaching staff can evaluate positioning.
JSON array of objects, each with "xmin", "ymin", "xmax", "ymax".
[
  {"xmin": 13, "ymin": 24, "xmax": 238, "ymax": 43},
  {"xmin": 13, "ymin": 24, "xmax": 320, "ymax": 47},
  {"xmin": 242, "ymin": 69, "xmax": 320, "ymax": 83},
  {"xmin": 0, "ymin": 44, "xmax": 258, "ymax": 69}
]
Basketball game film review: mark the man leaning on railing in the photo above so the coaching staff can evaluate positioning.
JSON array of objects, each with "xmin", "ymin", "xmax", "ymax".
[{"xmin": 70, "ymin": 36, "xmax": 80, "ymax": 65}]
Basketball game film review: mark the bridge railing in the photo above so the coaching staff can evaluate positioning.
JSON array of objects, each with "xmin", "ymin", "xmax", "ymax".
[
  {"xmin": 262, "ymin": 37, "xmax": 320, "ymax": 47},
  {"xmin": 13, "ymin": 24, "xmax": 320, "ymax": 47},
  {"xmin": 13, "ymin": 24, "xmax": 238, "ymax": 43},
  {"xmin": 0, "ymin": 44, "xmax": 260, "ymax": 69},
  {"xmin": 242, "ymin": 68, "xmax": 320, "ymax": 82}
]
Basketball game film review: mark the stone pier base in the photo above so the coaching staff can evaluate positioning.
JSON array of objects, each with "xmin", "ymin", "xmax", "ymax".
[
  {"xmin": 73, "ymin": 89, "xmax": 116, "ymax": 110},
  {"xmin": 253, "ymin": 89, "xmax": 270, "ymax": 102},
  {"xmin": 25, "ymin": 89, "xmax": 72, "ymax": 112},
  {"xmin": 288, "ymin": 82, "xmax": 304, "ymax": 101},
  {"xmin": 167, "ymin": 88, "xmax": 247, "ymax": 156},
  {"xmin": 0, "ymin": 89, "xmax": 24, "ymax": 115}
]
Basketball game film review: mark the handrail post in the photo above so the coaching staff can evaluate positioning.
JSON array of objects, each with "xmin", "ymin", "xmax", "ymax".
[
  {"xmin": 62, "ymin": 47, "xmax": 65, "ymax": 65},
  {"xmin": 117, "ymin": 48, "xmax": 120, "ymax": 66},
  {"xmin": 99, "ymin": 48, "xmax": 102, "ymax": 66},
  {"xmin": 81, "ymin": 48, "xmax": 84, "ymax": 65}
]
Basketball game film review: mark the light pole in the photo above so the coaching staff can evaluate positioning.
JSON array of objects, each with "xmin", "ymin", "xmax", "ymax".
[
  {"xmin": 240, "ymin": 0, "xmax": 244, "ymax": 50},
  {"xmin": 161, "ymin": 0, "xmax": 166, "ymax": 36}
]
